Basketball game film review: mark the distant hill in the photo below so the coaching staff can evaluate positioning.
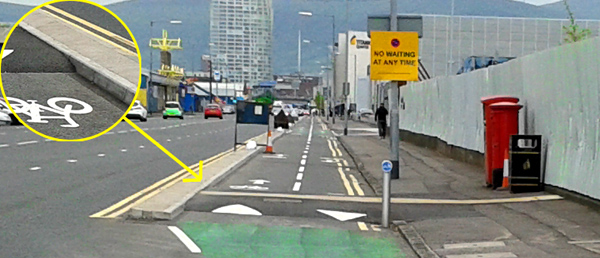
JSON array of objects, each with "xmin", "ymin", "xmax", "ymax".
[{"xmin": 0, "ymin": 0, "xmax": 596, "ymax": 75}]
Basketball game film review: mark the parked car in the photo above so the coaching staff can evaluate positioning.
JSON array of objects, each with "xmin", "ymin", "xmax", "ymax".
[
  {"xmin": 0, "ymin": 98, "xmax": 20, "ymax": 125},
  {"xmin": 126, "ymin": 100, "xmax": 147, "ymax": 122},
  {"xmin": 163, "ymin": 101, "xmax": 184, "ymax": 119},
  {"xmin": 0, "ymin": 111, "xmax": 10, "ymax": 125},
  {"xmin": 222, "ymin": 105, "xmax": 235, "ymax": 114},
  {"xmin": 358, "ymin": 108, "xmax": 374, "ymax": 117},
  {"xmin": 204, "ymin": 104, "xmax": 223, "ymax": 119}
]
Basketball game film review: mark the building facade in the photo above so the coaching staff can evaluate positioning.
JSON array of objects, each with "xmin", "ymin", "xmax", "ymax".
[
  {"xmin": 416, "ymin": 14, "xmax": 600, "ymax": 78},
  {"xmin": 210, "ymin": 0, "xmax": 273, "ymax": 87}
]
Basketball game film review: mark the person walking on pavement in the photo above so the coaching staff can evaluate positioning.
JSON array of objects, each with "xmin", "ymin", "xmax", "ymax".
[{"xmin": 375, "ymin": 103, "xmax": 388, "ymax": 139}]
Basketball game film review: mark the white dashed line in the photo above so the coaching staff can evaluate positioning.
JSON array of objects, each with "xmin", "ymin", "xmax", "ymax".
[
  {"xmin": 98, "ymin": 154, "xmax": 106, "ymax": 157},
  {"xmin": 118, "ymin": 130, "xmax": 127, "ymax": 134},
  {"xmin": 299, "ymin": 166, "xmax": 305, "ymax": 172},
  {"xmin": 303, "ymin": 150, "xmax": 308, "ymax": 154},
  {"xmin": 0, "ymin": 144, "xmax": 9, "ymax": 148},
  {"xmin": 167, "ymin": 139, "xmax": 171, "ymax": 142},
  {"xmin": 296, "ymin": 173, "xmax": 303, "ymax": 180},
  {"xmin": 129, "ymin": 129, "xmax": 136, "ymax": 132},
  {"xmin": 45, "ymin": 139, "xmax": 52, "ymax": 142},
  {"xmin": 67, "ymin": 159, "xmax": 77, "ymax": 163},
  {"xmin": 186, "ymin": 135, "xmax": 190, "ymax": 138},
  {"xmin": 139, "ymin": 146, "xmax": 145, "ymax": 149},
  {"xmin": 160, "ymin": 127, "xmax": 166, "ymax": 130},
  {"xmin": 195, "ymin": 133, "xmax": 198, "ymax": 136},
  {"xmin": 142, "ymin": 128, "xmax": 149, "ymax": 131},
  {"xmin": 293, "ymin": 182, "xmax": 302, "ymax": 191},
  {"xmin": 300, "ymin": 159, "xmax": 306, "ymax": 165},
  {"xmin": 106, "ymin": 132, "xmax": 115, "ymax": 135},
  {"xmin": 17, "ymin": 141, "xmax": 38, "ymax": 146},
  {"xmin": 302, "ymin": 155, "xmax": 307, "ymax": 159},
  {"xmin": 177, "ymin": 137, "xmax": 182, "ymax": 140},
  {"xmin": 29, "ymin": 167, "xmax": 41, "ymax": 171},
  {"xmin": 121, "ymin": 149, "xmax": 127, "ymax": 152}
]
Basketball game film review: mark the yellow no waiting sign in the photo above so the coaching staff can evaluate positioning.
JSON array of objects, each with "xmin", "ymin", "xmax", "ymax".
[{"xmin": 370, "ymin": 31, "xmax": 419, "ymax": 81}]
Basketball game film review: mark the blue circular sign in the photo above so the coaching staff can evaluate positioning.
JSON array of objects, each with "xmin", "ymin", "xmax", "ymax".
[{"xmin": 382, "ymin": 160, "xmax": 393, "ymax": 173}]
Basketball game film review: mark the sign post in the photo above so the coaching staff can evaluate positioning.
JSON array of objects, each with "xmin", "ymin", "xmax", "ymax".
[{"xmin": 371, "ymin": 0, "xmax": 419, "ymax": 228}]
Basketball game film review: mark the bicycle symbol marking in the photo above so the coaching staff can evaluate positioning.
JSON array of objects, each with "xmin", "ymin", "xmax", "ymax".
[{"xmin": 5, "ymin": 97, "xmax": 94, "ymax": 128}]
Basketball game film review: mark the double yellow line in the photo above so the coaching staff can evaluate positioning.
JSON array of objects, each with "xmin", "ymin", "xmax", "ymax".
[
  {"xmin": 90, "ymin": 133, "xmax": 265, "ymax": 219},
  {"xmin": 42, "ymin": 5, "xmax": 137, "ymax": 56},
  {"xmin": 327, "ymin": 137, "xmax": 364, "ymax": 196}
]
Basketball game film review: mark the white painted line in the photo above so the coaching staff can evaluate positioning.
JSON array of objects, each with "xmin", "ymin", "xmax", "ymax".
[
  {"xmin": 182, "ymin": 123, "xmax": 188, "ymax": 126},
  {"xmin": 129, "ymin": 129, "xmax": 136, "ymax": 132},
  {"xmin": 444, "ymin": 241, "xmax": 506, "ymax": 250},
  {"xmin": 300, "ymin": 159, "xmax": 306, "ymax": 165},
  {"xmin": 17, "ymin": 141, "xmax": 38, "ymax": 146},
  {"xmin": 445, "ymin": 252, "xmax": 517, "ymax": 258},
  {"xmin": 302, "ymin": 155, "xmax": 307, "ymax": 159},
  {"xmin": 45, "ymin": 139, "xmax": 52, "ymax": 142},
  {"xmin": 195, "ymin": 133, "xmax": 198, "ymax": 136},
  {"xmin": 212, "ymin": 204, "xmax": 262, "ymax": 216},
  {"xmin": 118, "ymin": 130, "xmax": 128, "ymax": 134},
  {"xmin": 304, "ymin": 150, "xmax": 308, "ymax": 154},
  {"xmin": 167, "ymin": 226, "xmax": 202, "ymax": 254},
  {"xmin": 29, "ymin": 167, "xmax": 41, "ymax": 171},
  {"xmin": 299, "ymin": 166, "xmax": 305, "ymax": 172},
  {"xmin": 142, "ymin": 128, "xmax": 149, "ymax": 131},
  {"xmin": 160, "ymin": 127, "xmax": 166, "ymax": 130},
  {"xmin": 67, "ymin": 159, "xmax": 77, "ymax": 163},
  {"xmin": 167, "ymin": 139, "xmax": 171, "ymax": 142},
  {"xmin": 293, "ymin": 182, "xmax": 302, "ymax": 191},
  {"xmin": 139, "ymin": 146, "xmax": 144, "ymax": 149},
  {"xmin": 307, "ymin": 141, "xmax": 311, "ymax": 145},
  {"xmin": 0, "ymin": 144, "xmax": 9, "ymax": 148},
  {"xmin": 357, "ymin": 222, "xmax": 369, "ymax": 231},
  {"xmin": 186, "ymin": 135, "xmax": 190, "ymax": 138},
  {"xmin": 296, "ymin": 173, "xmax": 303, "ymax": 180},
  {"xmin": 167, "ymin": 126, "xmax": 173, "ymax": 128},
  {"xmin": 121, "ymin": 149, "xmax": 127, "ymax": 152},
  {"xmin": 177, "ymin": 137, "xmax": 182, "ymax": 140},
  {"xmin": 175, "ymin": 125, "xmax": 180, "ymax": 127},
  {"xmin": 106, "ymin": 132, "xmax": 115, "ymax": 135},
  {"xmin": 568, "ymin": 240, "xmax": 600, "ymax": 244},
  {"xmin": 98, "ymin": 154, "xmax": 105, "ymax": 157}
]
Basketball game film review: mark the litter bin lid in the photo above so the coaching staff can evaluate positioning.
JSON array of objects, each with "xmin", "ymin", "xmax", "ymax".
[
  {"xmin": 481, "ymin": 95, "xmax": 519, "ymax": 104},
  {"xmin": 489, "ymin": 101, "xmax": 523, "ymax": 110}
]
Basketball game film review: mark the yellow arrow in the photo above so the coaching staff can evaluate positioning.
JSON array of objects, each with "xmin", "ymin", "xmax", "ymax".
[{"xmin": 124, "ymin": 118, "xmax": 201, "ymax": 182}]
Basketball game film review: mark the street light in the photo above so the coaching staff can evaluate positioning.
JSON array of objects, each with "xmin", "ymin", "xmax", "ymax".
[
  {"xmin": 299, "ymin": 11, "xmax": 336, "ymax": 124},
  {"xmin": 148, "ymin": 19, "xmax": 182, "ymax": 113},
  {"xmin": 208, "ymin": 43, "xmax": 215, "ymax": 103}
]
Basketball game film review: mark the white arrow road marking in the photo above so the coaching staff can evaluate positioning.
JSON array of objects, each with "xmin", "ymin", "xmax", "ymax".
[
  {"xmin": 2, "ymin": 49, "xmax": 13, "ymax": 59},
  {"xmin": 167, "ymin": 226, "xmax": 201, "ymax": 254},
  {"xmin": 249, "ymin": 179, "xmax": 270, "ymax": 185},
  {"xmin": 316, "ymin": 209, "xmax": 366, "ymax": 221},
  {"xmin": 212, "ymin": 204, "xmax": 262, "ymax": 216}
]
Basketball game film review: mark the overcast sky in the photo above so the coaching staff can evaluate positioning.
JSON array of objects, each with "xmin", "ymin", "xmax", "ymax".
[{"xmin": 1, "ymin": 0, "xmax": 563, "ymax": 6}]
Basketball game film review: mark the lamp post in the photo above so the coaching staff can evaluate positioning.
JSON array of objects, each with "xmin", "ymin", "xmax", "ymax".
[
  {"xmin": 149, "ymin": 19, "xmax": 182, "ymax": 112},
  {"xmin": 299, "ymin": 11, "xmax": 336, "ymax": 124},
  {"xmin": 208, "ymin": 43, "xmax": 215, "ymax": 103}
]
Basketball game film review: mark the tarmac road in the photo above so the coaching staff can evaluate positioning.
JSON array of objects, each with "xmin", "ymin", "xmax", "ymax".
[{"xmin": 0, "ymin": 114, "xmax": 268, "ymax": 257}]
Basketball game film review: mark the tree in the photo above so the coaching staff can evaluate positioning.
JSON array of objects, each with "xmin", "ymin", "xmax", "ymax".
[
  {"xmin": 562, "ymin": 0, "xmax": 591, "ymax": 43},
  {"xmin": 315, "ymin": 92, "xmax": 325, "ymax": 111}
]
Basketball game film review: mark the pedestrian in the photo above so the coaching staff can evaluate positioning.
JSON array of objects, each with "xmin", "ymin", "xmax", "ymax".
[{"xmin": 375, "ymin": 103, "xmax": 388, "ymax": 139}]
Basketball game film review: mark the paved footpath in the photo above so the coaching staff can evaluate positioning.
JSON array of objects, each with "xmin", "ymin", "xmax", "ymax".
[{"xmin": 328, "ymin": 117, "xmax": 600, "ymax": 258}]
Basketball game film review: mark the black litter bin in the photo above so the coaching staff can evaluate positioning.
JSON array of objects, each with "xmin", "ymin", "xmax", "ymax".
[{"xmin": 509, "ymin": 135, "xmax": 543, "ymax": 193}]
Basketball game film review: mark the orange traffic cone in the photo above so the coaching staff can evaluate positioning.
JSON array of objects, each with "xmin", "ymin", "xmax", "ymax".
[
  {"xmin": 498, "ymin": 149, "xmax": 510, "ymax": 190},
  {"xmin": 264, "ymin": 130, "xmax": 274, "ymax": 153}
]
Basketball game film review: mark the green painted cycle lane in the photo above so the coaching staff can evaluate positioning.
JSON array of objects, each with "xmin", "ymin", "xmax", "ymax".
[{"xmin": 180, "ymin": 221, "xmax": 407, "ymax": 258}]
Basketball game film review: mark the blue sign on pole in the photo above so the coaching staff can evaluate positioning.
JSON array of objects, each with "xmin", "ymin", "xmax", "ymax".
[{"xmin": 382, "ymin": 160, "xmax": 393, "ymax": 173}]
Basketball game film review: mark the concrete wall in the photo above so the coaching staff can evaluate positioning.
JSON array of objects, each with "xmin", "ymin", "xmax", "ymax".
[{"xmin": 400, "ymin": 37, "xmax": 600, "ymax": 200}]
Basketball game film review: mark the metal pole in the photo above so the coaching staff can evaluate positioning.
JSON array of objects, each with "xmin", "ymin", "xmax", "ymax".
[
  {"xmin": 298, "ymin": 30, "xmax": 302, "ymax": 74},
  {"xmin": 148, "ymin": 21, "xmax": 153, "ymax": 114},
  {"xmin": 326, "ymin": 68, "xmax": 330, "ymax": 121},
  {"xmin": 331, "ymin": 15, "xmax": 336, "ymax": 125},
  {"xmin": 382, "ymin": 0, "xmax": 399, "ymax": 229},
  {"xmin": 343, "ymin": 31, "xmax": 349, "ymax": 135},
  {"xmin": 209, "ymin": 60, "xmax": 213, "ymax": 103}
]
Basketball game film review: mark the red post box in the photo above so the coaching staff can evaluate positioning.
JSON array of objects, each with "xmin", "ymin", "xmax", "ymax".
[
  {"xmin": 489, "ymin": 102, "xmax": 523, "ymax": 187},
  {"xmin": 481, "ymin": 96, "xmax": 519, "ymax": 186}
]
